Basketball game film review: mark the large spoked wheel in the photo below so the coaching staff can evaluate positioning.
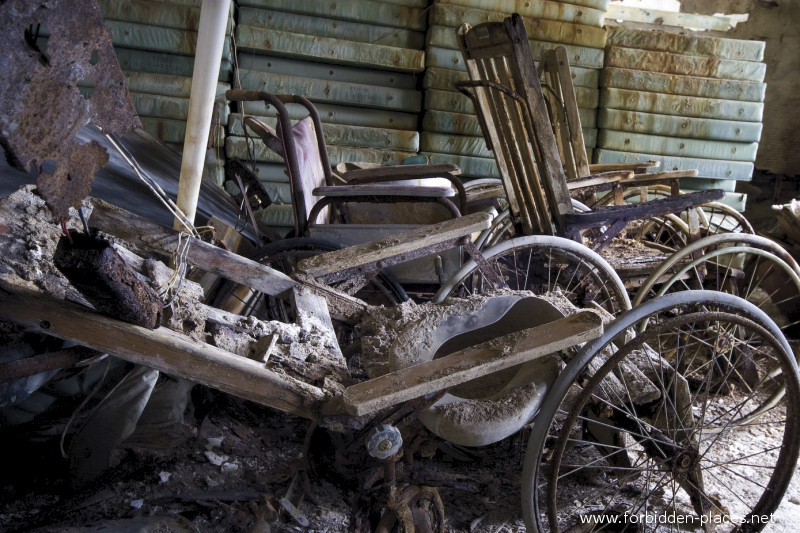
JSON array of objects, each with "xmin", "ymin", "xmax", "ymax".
[
  {"xmin": 699, "ymin": 202, "xmax": 755, "ymax": 236},
  {"xmin": 434, "ymin": 235, "xmax": 631, "ymax": 316},
  {"xmin": 633, "ymin": 233, "xmax": 800, "ymax": 352},
  {"xmin": 523, "ymin": 291, "xmax": 800, "ymax": 533},
  {"xmin": 211, "ymin": 237, "xmax": 407, "ymax": 344}
]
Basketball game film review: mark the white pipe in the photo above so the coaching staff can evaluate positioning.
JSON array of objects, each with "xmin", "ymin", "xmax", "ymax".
[{"xmin": 174, "ymin": 0, "xmax": 231, "ymax": 230}]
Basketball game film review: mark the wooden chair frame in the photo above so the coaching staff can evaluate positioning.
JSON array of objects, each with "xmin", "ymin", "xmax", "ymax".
[{"xmin": 455, "ymin": 14, "xmax": 722, "ymax": 251}]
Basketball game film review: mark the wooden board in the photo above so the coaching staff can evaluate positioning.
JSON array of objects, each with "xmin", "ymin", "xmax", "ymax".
[
  {"xmin": 605, "ymin": 46, "xmax": 766, "ymax": 83},
  {"xmin": 238, "ymin": 7, "xmax": 424, "ymax": 49},
  {"xmin": 598, "ymin": 109, "xmax": 762, "ymax": 143},
  {"xmin": 436, "ymin": 0, "xmax": 606, "ymax": 27},
  {"xmin": 238, "ymin": 70, "xmax": 421, "ymax": 112},
  {"xmin": 238, "ymin": 101, "xmax": 418, "ymax": 131},
  {"xmin": 600, "ymin": 88, "xmax": 764, "ymax": 122},
  {"xmin": 236, "ymin": 0, "xmax": 427, "ymax": 31},
  {"xmin": 297, "ymin": 212, "xmax": 492, "ymax": 277},
  {"xmin": 601, "ymin": 67, "xmax": 766, "ymax": 103},
  {"xmin": 593, "ymin": 149, "xmax": 754, "ymax": 180},
  {"xmin": 337, "ymin": 310, "xmax": 604, "ymax": 416},
  {"xmin": 429, "ymin": 3, "xmax": 607, "ymax": 49},
  {"xmin": 0, "ymin": 280, "xmax": 324, "ymax": 420},
  {"xmin": 114, "ymin": 47, "xmax": 232, "ymax": 81},
  {"xmin": 426, "ymin": 25, "xmax": 605, "ymax": 69},
  {"xmin": 236, "ymin": 25, "xmax": 425, "ymax": 73},
  {"xmin": 228, "ymin": 115, "xmax": 420, "ymax": 152},
  {"xmin": 598, "ymin": 130, "xmax": 758, "ymax": 162},
  {"xmin": 605, "ymin": 4, "xmax": 732, "ymax": 32},
  {"xmin": 420, "ymin": 132, "xmax": 491, "ymax": 158},
  {"xmin": 606, "ymin": 26, "xmax": 764, "ymax": 62}
]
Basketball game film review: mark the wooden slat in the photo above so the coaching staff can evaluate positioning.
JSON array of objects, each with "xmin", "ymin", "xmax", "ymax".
[
  {"xmin": 297, "ymin": 212, "xmax": 492, "ymax": 278},
  {"xmin": 89, "ymin": 199, "xmax": 297, "ymax": 296},
  {"xmin": 336, "ymin": 310, "xmax": 604, "ymax": 416},
  {"xmin": 0, "ymin": 279, "xmax": 324, "ymax": 420}
]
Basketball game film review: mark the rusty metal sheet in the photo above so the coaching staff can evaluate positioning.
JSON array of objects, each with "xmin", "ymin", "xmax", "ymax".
[
  {"xmin": 607, "ymin": 26, "xmax": 764, "ymax": 62},
  {"xmin": 0, "ymin": 0, "xmax": 140, "ymax": 220},
  {"xmin": 605, "ymin": 46, "xmax": 766, "ymax": 82},
  {"xmin": 601, "ymin": 67, "xmax": 766, "ymax": 103}
]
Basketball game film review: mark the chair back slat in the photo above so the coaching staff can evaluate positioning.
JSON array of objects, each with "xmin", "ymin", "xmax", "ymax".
[{"xmin": 457, "ymin": 15, "xmax": 576, "ymax": 237}]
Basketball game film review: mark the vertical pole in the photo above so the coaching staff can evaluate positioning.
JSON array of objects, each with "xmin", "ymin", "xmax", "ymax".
[{"xmin": 174, "ymin": 0, "xmax": 231, "ymax": 230}]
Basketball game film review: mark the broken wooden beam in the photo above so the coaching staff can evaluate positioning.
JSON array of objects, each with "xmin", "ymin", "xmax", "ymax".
[
  {"xmin": 297, "ymin": 212, "xmax": 492, "ymax": 280},
  {"xmin": 331, "ymin": 310, "xmax": 604, "ymax": 416},
  {"xmin": 89, "ymin": 198, "xmax": 296, "ymax": 296},
  {"xmin": 0, "ymin": 278, "xmax": 325, "ymax": 420},
  {"xmin": 0, "ymin": 346, "xmax": 102, "ymax": 384}
]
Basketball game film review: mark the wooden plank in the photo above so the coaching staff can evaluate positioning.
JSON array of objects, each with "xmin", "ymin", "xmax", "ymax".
[
  {"xmin": 594, "ymin": 149, "xmax": 754, "ymax": 180},
  {"xmin": 598, "ymin": 130, "xmax": 759, "ymax": 162},
  {"xmin": 0, "ymin": 347, "xmax": 101, "ymax": 383},
  {"xmin": 237, "ymin": 0, "xmax": 427, "ymax": 31},
  {"xmin": 429, "ymin": 4, "xmax": 607, "ymax": 48},
  {"xmin": 605, "ymin": 46, "xmax": 766, "ymax": 83},
  {"xmin": 606, "ymin": 25, "xmax": 764, "ymax": 62},
  {"xmin": 598, "ymin": 109, "xmax": 762, "ymax": 143},
  {"xmin": 89, "ymin": 199, "xmax": 297, "ymax": 296},
  {"xmin": 337, "ymin": 310, "xmax": 604, "ymax": 416},
  {"xmin": 0, "ymin": 279, "xmax": 324, "ymax": 420},
  {"xmin": 238, "ymin": 70, "xmax": 421, "ymax": 112},
  {"xmin": 238, "ymin": 101, "xmax": 417, "ymax": 131},
  {"xmin": 426, "ymin": 25, "xmax": 605, "ymax": 69},
  {"xmin": 297, "ymin": 212, "xmax": 492, "ymax": 278},
  {"xmin": 238, "ymin": 7, "xmax": 424, "ymax": 49},
  {"xmin": 437, "ymin": 0, "xmax": 605, "ymax": 27},
  {"xmin": 237, "ymin": 25, "xmax": 425, "ymax": 73},
  {"xmin": 420, "ymin": 132, "xmax": 491, "ymax": 158},
  {"xmin": 228, "ymin": 115, "xmax": 420, "ymax": 152},
  {"xmin": 605, "ymin": 4, "xmax": 732, "ymax": 32},
  {"xmin": 600, "ymin": 88, "xmax": 764, "ymax": 122}
]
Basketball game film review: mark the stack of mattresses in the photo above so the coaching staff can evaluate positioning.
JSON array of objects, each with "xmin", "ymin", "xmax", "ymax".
[
  {"xmin": 595, "ymin": 25, "xmax": 766, "ymax": 210},
  {"xmin": 420, "ymin": 0, "xmax": 609, "ymax": 178},
  {"xmin": 226, "ymin": 0, "xmax": 426, "ymax": 234},
  {"xmin": 96, "ymin": 0, "xmax": 234, "ymax": 186}
]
